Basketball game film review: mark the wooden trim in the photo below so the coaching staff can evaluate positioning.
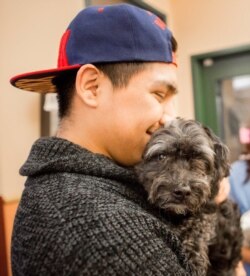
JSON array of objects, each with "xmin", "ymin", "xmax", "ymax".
[
  {"xmin": 2, "ymin": 198, "xmax": 19, "ymax": 205},
  {"xmin": 0, "ymin": 197, "xmax": 8, "ymax": 276}
]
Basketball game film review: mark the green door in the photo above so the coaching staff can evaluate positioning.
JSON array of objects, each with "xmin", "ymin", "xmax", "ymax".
[{"xmin": 192, "ymin": 47, "xmax": 250, "ymax": 162}]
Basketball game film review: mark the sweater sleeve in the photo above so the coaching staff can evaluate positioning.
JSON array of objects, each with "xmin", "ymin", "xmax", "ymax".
[
  {"xmin": 52, "ymin": 211, "xmax": 191, "ymax": 276},
  {"xmin": 12, "ymin": 177, "xmax": 191, "ymax": 276},
  {"xmin": 12, "ymin": 207, "xmax": 191, "ymax": 276}
]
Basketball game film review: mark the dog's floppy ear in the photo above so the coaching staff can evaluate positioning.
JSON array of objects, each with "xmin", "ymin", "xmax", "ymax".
[{"xmin": 203, "ymin": 126, "xmax": 230, "ymax": 197}]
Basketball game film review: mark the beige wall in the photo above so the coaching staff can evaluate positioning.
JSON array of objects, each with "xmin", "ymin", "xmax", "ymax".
[
  {"xmin": 1, "ymin": 0, "xmax": 84, "ymax": 202},
  {"xmin": 167, "ymin": 0, "xmax": 250, "ymax": 118}
]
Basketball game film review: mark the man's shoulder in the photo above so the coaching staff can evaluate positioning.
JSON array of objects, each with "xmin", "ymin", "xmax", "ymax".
[
  {"xmin": 20, "ymin": 171, "xmax": 178, "ymax": 245},
  {"xmin": 23, "ymin": 171, "xmax": 153, "ymax": 222}
]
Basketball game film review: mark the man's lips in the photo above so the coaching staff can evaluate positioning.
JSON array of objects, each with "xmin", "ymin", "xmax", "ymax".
[{"xmin": 146, "ymin": 130, "xmax": 153, "ymax": 136}]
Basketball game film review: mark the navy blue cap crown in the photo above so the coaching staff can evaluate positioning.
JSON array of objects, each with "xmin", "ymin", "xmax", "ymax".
[
  {"xmin": 11, "ymin": 4, "xmax": 176, "ymax": 93},
  {"xmin": 62, "ymin": 4, "xmax": 174, "ymax": 66}
]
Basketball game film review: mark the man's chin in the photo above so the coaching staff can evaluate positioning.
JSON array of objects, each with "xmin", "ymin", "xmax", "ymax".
[{"xmin": 119, "ymin": 153, "xmax": 143, "ymax": 167}]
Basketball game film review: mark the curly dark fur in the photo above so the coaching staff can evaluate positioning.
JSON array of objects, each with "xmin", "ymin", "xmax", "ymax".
[
  {"xmin": 207, "ymin": 199, "xmax": 243, "ymax": 276},
  {"xmin": 135, "ymin": 118, "xmax": 242, "ymax": 276}
]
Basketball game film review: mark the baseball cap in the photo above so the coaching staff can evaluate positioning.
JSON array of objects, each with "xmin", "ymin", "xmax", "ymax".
[{"xmin": 10, "ymin": 4, "xmax": 177, "ymax": 94}]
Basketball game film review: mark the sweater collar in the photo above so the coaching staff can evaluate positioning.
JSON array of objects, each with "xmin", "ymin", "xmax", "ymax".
[{"xmin": 20, "ymin": 137, "xmax": 138, "ymax": 185}]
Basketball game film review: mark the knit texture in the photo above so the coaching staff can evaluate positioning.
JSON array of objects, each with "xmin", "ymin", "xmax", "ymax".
[{"xmin": 11, "ymin": 137, "xmax": 193, "ymax": 276}]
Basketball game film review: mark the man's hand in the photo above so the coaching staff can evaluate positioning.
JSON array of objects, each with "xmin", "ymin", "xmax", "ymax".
[
  {"xmin": 235, "ymin": 261, "xmax": 247, "ymax": 276},
  {"xmin": 215, "ymin": 177, "xmax": 230, "ymax": 204}
]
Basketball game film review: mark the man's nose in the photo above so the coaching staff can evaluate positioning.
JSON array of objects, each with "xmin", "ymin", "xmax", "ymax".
[
  {"xmin": 159, "ymin": 114, "xmax": 175, "ymax": 126},
  {"xmin": 159, "ymin": 101, "xmax": 176, "ymax": 126}
]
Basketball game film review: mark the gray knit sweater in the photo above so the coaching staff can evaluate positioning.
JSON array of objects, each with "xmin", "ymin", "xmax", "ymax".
[{"xmin": 12, "ymin": 137, "xmax": 193, "ymax": 276}]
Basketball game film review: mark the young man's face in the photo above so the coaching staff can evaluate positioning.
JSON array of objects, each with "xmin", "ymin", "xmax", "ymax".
[{"xmin": 98, "ymin": 62, "xmax": 178, "ymax": 166}]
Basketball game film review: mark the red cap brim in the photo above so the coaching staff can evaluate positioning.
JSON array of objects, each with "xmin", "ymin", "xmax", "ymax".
[{"xmin": 10, "ymin": 64, "xmax": 81, "ymax": 93}]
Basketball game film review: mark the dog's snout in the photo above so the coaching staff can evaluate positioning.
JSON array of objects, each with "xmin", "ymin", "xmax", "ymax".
[{"xmin": 173, "ymin": 186, "xmax": 191, "ymax": 200}]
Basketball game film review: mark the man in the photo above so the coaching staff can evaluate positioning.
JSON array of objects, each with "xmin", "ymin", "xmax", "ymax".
[{"xmin": 10, "ymin": 4, "xmax": 226, "ymax": 275}]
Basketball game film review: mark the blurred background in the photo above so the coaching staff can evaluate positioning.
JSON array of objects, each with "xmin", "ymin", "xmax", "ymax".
[{"xmin": 1, "ymin": 0, "xmax": 250, "ymax": 275}]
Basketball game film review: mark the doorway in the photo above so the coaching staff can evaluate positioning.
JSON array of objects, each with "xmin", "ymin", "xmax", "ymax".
[{"xmin": 192, "ymin": 46, "xmax": 250, "ymax": 162}]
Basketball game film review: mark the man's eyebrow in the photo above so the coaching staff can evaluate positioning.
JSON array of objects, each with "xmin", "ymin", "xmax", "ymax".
[{"xmin": 151, "ymin": 81, "xmax": 178, "ymax": 94}]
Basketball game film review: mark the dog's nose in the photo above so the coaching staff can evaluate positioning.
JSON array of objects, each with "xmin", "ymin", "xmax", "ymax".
[{"xmin": 173, "ymin": 186, "xmax": 191, "ymax": 200}]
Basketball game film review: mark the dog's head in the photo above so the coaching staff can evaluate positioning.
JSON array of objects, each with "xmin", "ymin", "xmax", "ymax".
[{"xmin": 135, "ymin": 118, "xmax": 230, "ymax": 215}]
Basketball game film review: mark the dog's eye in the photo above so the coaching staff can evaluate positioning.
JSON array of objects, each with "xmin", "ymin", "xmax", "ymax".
[{"xmin": 158, "ymin": 154, "xmax": 167, "ymax": 161}]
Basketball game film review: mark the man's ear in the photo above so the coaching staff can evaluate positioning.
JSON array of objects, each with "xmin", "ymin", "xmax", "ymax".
[{"xmin": 75, "ymin": 64, "xmax": 101, "ymax": 107}]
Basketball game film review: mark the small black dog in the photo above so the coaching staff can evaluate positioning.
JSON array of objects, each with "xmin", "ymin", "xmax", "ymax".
[{"xmin": 136, "ymin": 118, "xmax": 242, "ymax": 276}]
